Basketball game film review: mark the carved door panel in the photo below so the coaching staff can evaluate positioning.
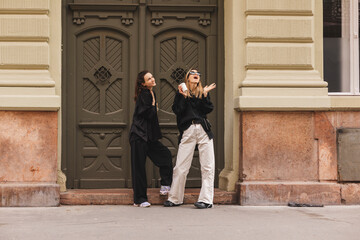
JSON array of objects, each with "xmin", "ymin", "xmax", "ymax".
[{"xmin": 75, "ymin": 30, "xmax": 129, "ymax": 188}]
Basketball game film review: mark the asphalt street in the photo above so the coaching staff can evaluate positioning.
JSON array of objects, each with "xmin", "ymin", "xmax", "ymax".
[{"xmin": 1, "ymin": 205, "xmax": 360, "ymax": 240}]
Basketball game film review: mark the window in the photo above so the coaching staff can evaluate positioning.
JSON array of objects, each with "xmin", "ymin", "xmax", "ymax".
[{"xmin": 323, "ymin": 0, "xmax": 360, "ymax": 95}]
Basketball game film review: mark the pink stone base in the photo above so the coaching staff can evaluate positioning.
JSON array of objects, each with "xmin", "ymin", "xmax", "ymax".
[
  {"xmin": 0, "ymin": 182, "xmax": 60, "ymax": 207},
  {"xmin": 238, "ymin": 182, "xmax": 341, "ymax": 206},
  {"xmin": 0, "ymin": 111, "xmax": 59, "ymax": 207},
  {"xmin": 239, "ymin": 111, "xmax": 360, "ymax": 206},
  {"xmin": 341, "ymin": 184, "xmax": 360, "ymax": 205},
  {"xmin": 0, "ymin": 111, "xmax": 58, "ymax": 183}
]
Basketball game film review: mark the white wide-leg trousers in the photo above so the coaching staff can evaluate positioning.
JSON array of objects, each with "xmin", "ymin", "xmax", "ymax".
[{"xmin": 168, "ymin": 123, "xmax": 215, "ymax": 204}]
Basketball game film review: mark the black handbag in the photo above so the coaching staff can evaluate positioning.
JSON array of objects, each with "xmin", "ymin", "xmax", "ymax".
[{"xmin": 203, "ymin": 118, "xmax": 212, "ymax": 131}]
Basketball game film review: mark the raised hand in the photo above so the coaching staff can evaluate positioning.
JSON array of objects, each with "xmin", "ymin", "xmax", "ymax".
[{"xmin": 203, "ymin": 83, "xmax": 216, "ymax": 97}]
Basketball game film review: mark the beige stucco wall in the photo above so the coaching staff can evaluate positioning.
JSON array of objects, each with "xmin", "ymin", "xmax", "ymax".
[
  {"xmin": 0, "ymin": 0, "xmax": 60, "ymax": 110},
  {"xmin": 237, "ymin": 0, "xmax": 330, "ymax": 110}
]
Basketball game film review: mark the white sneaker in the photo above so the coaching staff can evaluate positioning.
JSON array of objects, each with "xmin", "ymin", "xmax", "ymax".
[
  {"xmin": 133, "ymin": 201, "xmax": 151, "ymax": 208},
  {"xmin": 160, "ymin": 186, "xmax": 171, "ymax": 195}
]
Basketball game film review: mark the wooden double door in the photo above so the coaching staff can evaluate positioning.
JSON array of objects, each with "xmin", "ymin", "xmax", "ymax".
[{"xmin": 62, "ymin": 0, "xmax": 224, "ymax": 189}]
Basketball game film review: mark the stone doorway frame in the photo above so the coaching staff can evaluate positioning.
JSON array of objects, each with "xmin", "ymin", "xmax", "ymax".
[{"xmin": 58, "ymin": 0, "xmax": 233, "ymax": 192}]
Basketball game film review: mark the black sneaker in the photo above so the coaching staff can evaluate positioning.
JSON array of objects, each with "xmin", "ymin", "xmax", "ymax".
[
  {"xmin": 163, "ymin": 200, "xmax": 181, "ymax": 207},
  {"xmin": 194, "ymin": 201, "xmax": 213, "ymax": 209}
]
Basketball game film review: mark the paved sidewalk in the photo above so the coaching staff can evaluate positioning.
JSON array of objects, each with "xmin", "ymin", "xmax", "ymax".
[{"xmin": 1, "ymin": 205, "xmax": 360, "ymax": 240}]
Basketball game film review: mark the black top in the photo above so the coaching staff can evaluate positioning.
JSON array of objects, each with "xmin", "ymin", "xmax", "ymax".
[
  {"xmin": 172, "ymin": 91, "xmax": 214, "ymax": 142},
  {"xmin": 129, "ymin": 89, "xmax": 162, "ymax": 143}
]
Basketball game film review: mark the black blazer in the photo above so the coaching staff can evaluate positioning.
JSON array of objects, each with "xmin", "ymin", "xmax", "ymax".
[{"xmin": 129, "ymin": 89, "xmax": 162, "ymax": 142}]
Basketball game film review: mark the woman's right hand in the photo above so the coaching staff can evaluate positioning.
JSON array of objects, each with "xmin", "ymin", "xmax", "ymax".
[{"xmin": 178, "ymin": 85, "xmax": 187, "ymax": 98}]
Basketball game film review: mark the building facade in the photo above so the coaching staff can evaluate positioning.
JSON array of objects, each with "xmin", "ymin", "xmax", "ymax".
[{"xmin": 0, "ymin": 0, "xmax": 359, "ymax": 206}]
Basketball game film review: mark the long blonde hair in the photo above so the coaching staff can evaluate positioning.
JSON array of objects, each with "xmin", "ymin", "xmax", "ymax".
[{"xmin": 185, "ymin": 69, "xmax": 203, "ymax": 98}]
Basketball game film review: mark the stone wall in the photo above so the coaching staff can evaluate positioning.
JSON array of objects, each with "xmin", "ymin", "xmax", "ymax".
[
  {"xmin": 0, "ymin": 111, "xmax": 59, "ymax": 206},
  {"xmin": 238, "ymin": 111, "xmax": 360, "ymax": 205}
]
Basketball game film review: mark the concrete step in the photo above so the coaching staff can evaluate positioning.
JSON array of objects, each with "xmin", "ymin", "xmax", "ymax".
[{"xmin": 60, "ymin": 188, "xmax": 237, "ymax": 205}]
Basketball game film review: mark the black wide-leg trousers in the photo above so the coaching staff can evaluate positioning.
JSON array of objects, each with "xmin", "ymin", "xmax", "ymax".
[{"xmin": 130, "ymin": 138, "xmax": 173, "ymax": 204}]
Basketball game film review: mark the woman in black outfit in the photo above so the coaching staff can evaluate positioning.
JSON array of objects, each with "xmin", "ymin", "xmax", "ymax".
[
  {"xmin": 164, "ymin": 69, "xmax": 216, "ymax": 209},
  {"xmin": 129, "ymin": 70, "xmax": 173, "ymax": 207}
]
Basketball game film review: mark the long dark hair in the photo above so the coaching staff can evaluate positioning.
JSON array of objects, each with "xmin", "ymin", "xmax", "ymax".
[{"xmin": 134, "ymin": 70, "xmax": 149, "ymax": 101}]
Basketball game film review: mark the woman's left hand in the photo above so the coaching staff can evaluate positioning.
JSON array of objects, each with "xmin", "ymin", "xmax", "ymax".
[
  {"xmin": 150, "ymin": 90, "xmax": 155, "ymax": 106},
  {"xmin": 203, "ymin": 83, "xmax": 216, "ymax": 97}
]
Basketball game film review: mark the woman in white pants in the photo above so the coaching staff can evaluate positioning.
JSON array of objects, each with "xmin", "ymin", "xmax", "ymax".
[{"xmin": 164, "ymin": 69, "xmax": 216, "ymax": 209}]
